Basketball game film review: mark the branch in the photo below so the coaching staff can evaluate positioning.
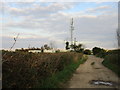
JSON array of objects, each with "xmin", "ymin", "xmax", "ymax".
[{"xmin": 9, "ymin": 33, "xmax": 20, "ymax": 51}]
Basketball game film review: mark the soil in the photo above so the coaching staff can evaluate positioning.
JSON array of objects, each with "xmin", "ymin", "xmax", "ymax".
[{"xmin": 65, "ymin": 55, "xmax": 120, "ymax": 89}]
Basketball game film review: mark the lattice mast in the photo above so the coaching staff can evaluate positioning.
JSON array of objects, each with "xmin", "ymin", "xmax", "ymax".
[{"xmin": 70, "ymin": 18, "xmax": 74, "ymax": 45}]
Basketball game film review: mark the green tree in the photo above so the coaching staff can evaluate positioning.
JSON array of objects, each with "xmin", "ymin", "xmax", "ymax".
[
  {"xmin": 44, "ymin": 44, "xmax": 50, "ymax": 50},
  {"xmin": 96, "ymin": 49, "xmax": 106, "ymax": 58},
  {"xmin": 92, "ymin": 47, "xmax": 102, "ymax": 55},
  {"xmin": 65, "ymin": 41, "xmax": 70, "ymax": 50},
  {"xmin": 72, "ymin": 43, "xmax": 84, "ymax": 52},
  {"xmin": 92, "ymin": 47, "xmax": 106, "ymax": 58},
  {"xmin": 84, "ymin": 49, "xmax": 91, "ymax": 55}
]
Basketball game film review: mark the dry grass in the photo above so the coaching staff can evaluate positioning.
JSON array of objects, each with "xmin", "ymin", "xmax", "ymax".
[{"xmin": 2, "ymin": 51, "xmax": 83, "ymax": 88}]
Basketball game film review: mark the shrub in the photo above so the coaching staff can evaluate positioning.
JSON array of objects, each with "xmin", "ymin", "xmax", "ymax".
[
  {"xmin": 84, "ymin": 49, "xmax": 91, "ymax": 55},
  {"xmin": 92, "ymin": 47, "xmax": 102, "ymax": 55},
  {"xmin": 2, "ymin": 51, "xmax": 83, "ymax": 88},
  {"xmin": 91, "ymin": 62, "xmax": 95, "ymax": 65},
  {"xmin": 102, "ymin": 49, "xmax": 120, "ymax": 77},
  {"xmin": 92, "ymin": 47, "xmax": 107, "ymax": 58},
  {"xmin": 96, "ymin": 49, "xmax": 106, "ymax": 58}
]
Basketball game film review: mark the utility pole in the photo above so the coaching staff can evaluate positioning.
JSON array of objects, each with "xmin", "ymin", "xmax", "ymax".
[
  {"xmin": 74, "ymin": 38, "xmax": 77, "ymax": 46},
  {"xmin": 70, "ymin": 18, "xmax": 74, "ymax": 46},
  {"xmin": 28, "ymin": 44, "xmax": 30, "ymax": 49}
]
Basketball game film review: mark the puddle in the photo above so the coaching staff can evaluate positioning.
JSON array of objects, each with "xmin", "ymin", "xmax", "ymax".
[{"xmin": 89, "ymin": 80, "xmax": 118, "ymax": 86}]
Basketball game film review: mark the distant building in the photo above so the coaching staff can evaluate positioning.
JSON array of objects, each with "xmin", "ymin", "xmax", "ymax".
[
  {"xmin": 28, "ymin": 49, "xmax": 56, "ymax": 53},
  {"xmin": 28, "ymin": 50, "xmax": 41, "ymax": 53},
  {"xmin": 44, "ymin": 49, "xmax": 56, "ymax": 53},
  {"xmin": 27, "ymin": 48, "xmax": 70, "ymax": 53},
  {"xmin": 59, "ymin": 49, "xmax": 70, "ymax": 52}
]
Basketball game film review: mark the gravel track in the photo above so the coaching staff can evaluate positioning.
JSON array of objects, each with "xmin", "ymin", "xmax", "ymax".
[{"xmin": 66, "ymin": 55, "xmax": 120, "ymax": 89}]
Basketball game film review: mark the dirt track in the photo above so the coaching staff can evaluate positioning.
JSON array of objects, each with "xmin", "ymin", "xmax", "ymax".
[{"xmin": 66, "ymin": 55, "xmax": 120, "ymax": 89}]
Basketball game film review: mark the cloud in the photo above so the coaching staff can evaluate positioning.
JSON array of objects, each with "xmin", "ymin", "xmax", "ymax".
[
  {"xmin": 86, "ymin": 5, "xmax": 111, "ymax": 13},
  {"xmin": 3, "ymin": 2, "xmax": 76, "ymax": 32},
  {"xmin": 5, "ymin": 12, "xmax": 117, "ymax": 49},
  {"xmin": 4, "ymin": 2, "xmax": 74, "ymax": 17},
  {"xmin": 2, "ymin": 2, "xmax": 118, "ymax": 49},
  {"xmin": 2, "ymin": 0, "xmax": 119, "ymax": 2}
]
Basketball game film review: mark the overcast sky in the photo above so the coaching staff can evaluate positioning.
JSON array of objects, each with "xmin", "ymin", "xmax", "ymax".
[{"xmin": 1, "ymin": 1, "xmax": 118, "ymax": 50}]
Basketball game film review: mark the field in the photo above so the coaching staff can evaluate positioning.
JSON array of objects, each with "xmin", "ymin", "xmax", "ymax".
[{"xmin": 2, "ymin": 50, "xmax": 86, "ymax": 88}]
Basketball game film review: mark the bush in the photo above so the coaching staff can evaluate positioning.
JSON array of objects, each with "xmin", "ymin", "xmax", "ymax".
[
  {"xmin": 102, "ymin": 49, "xmax": 120, "ymax": 77},
  {"xmin": 92, "ymin": 47, "xmax": 102, "ymax": 55},
  {"xmin": 84, "ymin": 49, "xmax": 91, "ymax": 55},
  {"xmin": 38, "ymin": 55, "xmax": 87, "ymax": 88},
  {"xmin": 92, "ymin": 47, "xmax": 107, "ymax": 58},
  {"xmin": 2, "ymin": 51, "xmax": 83, "ymax": 88},
  {"xmin": 96, "ymin": 49, "xmax": 106, "ymax": 58}
]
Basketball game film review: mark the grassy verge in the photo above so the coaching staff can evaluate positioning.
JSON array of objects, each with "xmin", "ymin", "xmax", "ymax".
[
  {"xmin": 93, "ymin": 49, "xmax": 120, "ymax": 77},
  {"xmin": 102, "ymin": 60, "xmax": 120, "ymax": 77},
  {"xmin": 36, "ymin": 55, "xmax": 87, "ymax": 88},
  {"xmin": 102, "ymin": 53, "xmax": 120, "ymax": 77}
]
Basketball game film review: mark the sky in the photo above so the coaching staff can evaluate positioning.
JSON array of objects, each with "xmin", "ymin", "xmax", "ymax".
[{"xmin": 0, "ymin": 1, "xmax": 118, "ymax": 50}]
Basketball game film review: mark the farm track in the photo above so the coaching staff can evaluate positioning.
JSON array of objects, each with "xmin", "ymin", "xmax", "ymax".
[{"xmin": 65, "ymin": 55, "xmax": 120, "ymax": 89}]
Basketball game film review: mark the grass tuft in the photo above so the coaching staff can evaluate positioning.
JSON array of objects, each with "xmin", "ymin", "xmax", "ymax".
[{"xmin": 91, "ymin": 62, "xmax": 95, "ymax": 65}]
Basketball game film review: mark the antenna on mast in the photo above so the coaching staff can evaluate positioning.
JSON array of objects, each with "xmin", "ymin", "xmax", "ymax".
[{"xmin": 70, "ymin": 18, "xmax": 74, "ymax": 46}]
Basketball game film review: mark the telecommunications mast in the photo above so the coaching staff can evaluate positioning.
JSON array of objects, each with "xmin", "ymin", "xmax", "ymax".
[{"xmin": 70, "ymin": 18, "xmax": 74, "ymax": 46}]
